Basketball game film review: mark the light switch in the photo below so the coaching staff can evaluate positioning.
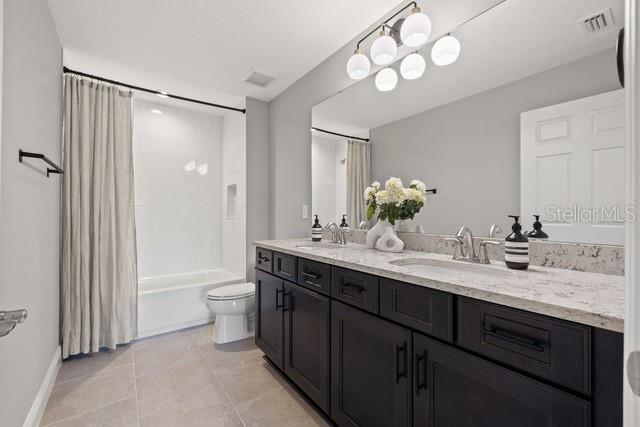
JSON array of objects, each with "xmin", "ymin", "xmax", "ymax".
[{"xmin": 302, "ymin": 204, "xmax": 309, "ymax": 220}]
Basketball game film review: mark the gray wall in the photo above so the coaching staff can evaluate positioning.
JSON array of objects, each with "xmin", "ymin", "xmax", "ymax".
[
  {"xmin": 246, "ymin": 97, "xmax": 270, "ymax": 281},
  {"xmin": 370, "ymin": 50, "xmax": 620, "ymax": 236},
  {"xmin": 0, "ymin": 0, "xmax": 62, "ymax": 425},
  {"xmin": 268, "ymin": 9, "xmax": 402, "ymax": 238}
]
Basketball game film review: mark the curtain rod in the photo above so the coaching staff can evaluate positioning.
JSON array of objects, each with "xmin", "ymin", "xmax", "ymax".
[
  {"xmin": 311, "ymin": 127, "xmax": 370, "ymax": 142},
  {"xmin": 62, "ymin": 66, "xmax": 246, "ymax": 114}
]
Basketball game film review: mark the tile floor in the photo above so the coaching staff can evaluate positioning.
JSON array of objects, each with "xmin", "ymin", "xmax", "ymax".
[{"xmin": 41, "ymin": 324, "xmax": 329, "ymax": 426}]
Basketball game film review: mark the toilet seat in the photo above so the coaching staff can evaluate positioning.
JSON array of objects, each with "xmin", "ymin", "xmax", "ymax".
[{"xmin": 207, "ymin": 282, "xmax": 255, "ymax": 301}]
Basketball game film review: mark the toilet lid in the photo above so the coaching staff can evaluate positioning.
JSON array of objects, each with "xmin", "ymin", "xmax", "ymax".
[{"xmin": 207, "ymin": 282, "xmax": 255, "ymax": 300}]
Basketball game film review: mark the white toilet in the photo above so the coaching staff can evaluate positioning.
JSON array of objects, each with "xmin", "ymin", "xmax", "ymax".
[{"xmin": 206, "ymin": 282, "xmax": 255, "ymax": 344}]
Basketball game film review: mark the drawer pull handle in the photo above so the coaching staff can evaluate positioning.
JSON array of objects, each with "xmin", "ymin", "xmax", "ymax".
[
  {"xmin": 341, "ymin": 282, "xmax": 365, "ymax": 293},
  {"xmin": 302, "ymin": 271, "xmax": 320, "ymax": 280},
  {"xmin": 283, "ymin": 291, "xmax": 292, "ymax": 312},
  {"xmin": 485, "ymin": 326, "xmax": 545, "ymax": 352},
  {"xmin": 304, "ymin": 281, "xmax": 323, "ymax": 288},
  {"xmin": 275, "ymin": 288, "xmax": 283, "ymax": 311},
  {"xmin": 416, "ymin": 351, "xmax": 427, "ymax": 395},
  {"xmin": 395, "ymin": 343, "xmax": 407, "ymax": 384},
  {"xmin": 258, "ymin": 255, "xmax": 270, "ymax": 263}
]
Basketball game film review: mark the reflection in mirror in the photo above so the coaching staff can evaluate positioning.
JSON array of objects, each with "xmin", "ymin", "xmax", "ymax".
[
  {"xmin": 312, "ymin": 0, "xmax": 624, "ymax": 245},
  {"xmin": 311, "ymin": 127, "xmax": 370, "ymax": 229}
]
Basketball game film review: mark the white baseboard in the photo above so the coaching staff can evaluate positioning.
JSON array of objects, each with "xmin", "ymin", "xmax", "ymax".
[{"xmin": 23, "ymin": 345, "xmax": 61, "ymax": 427}]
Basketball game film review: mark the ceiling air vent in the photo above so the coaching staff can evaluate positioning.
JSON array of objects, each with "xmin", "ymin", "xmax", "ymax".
[
  {"xmin": 242, "ymin": 68, "xmax": 275, "ymax": 88},
  {"xmin": 578, "ymin": 9, "xmax": 614, "ymax": 34}
]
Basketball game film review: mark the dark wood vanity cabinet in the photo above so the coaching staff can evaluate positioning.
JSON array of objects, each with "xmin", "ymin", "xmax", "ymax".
[
  {"xmin": 255, "ymin": 270, "xmax": 284, "ymax": 368},
  {"xmin": 413, "ymin": 332, "xmax": 590, "ymax": 427},
  {"xmin": 283, "ymin": 282, "xmax": 331, "ymax": 413},
  {"xmin": 256, "ymin": 261, "xmax": 331, "ymax": 413},
  {"xmin": 331, "ymin": 300, "xmax": 411, "ymax": 427},
  {"xmin": 254, "ymin": 248, "xmax": 622, "ymax": 427}
]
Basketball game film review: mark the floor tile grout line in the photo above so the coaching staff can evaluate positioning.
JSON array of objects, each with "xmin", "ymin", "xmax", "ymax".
[
  {"xmin": 132, "ymin": 342, "xmax": 201, "ymax": 379},
  {"xmin": 53, "ymin": 358, "xmax": 134, "ymax": 386},
  {"xmin": 131, "ymin": 344, "xmax": 142, "ymax": 427},
  {"xmin": 232, "ymin": 383, "xmax": 286, "ymax": 412},
  {"xmin": 194, "ymin": 330, "xmax": 247, "ymax": 427},
  {"xmin": 42, "ymin": 395, "xmax": 135, "ymax": 426}
]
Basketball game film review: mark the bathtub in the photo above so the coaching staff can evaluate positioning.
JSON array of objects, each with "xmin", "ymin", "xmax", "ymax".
[{"xmin": 138, "ymin": 269, "xmax": 243, "ymax": 338}]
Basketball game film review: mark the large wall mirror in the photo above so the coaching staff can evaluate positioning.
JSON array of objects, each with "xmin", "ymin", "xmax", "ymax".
[{"xmin": 312, "ymin": 0, "xmax": 625, "ymax": 245}]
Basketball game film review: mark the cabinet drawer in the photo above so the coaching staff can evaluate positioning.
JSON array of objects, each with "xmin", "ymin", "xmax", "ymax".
[
  {"xmin": 297, "ymin": 258, "xmax": 331, "ymax": 296},
  {"xmin": 255, "ymin": 247, "xmax": 273, "ymax": 273},
  {"xmin": 457, "ymin": 297, "xmax": 591, "ymax": 395},
  {"xmin": 413, "ymin": 331, "xmax": 590, "ymax": 427},
  {"xmin": 380, "ymin": 278, "xmax": 452, "ymax": 342},
  {"xmin": 274, "ymin": 252, "xmax": 297, "ymax": 282},
  {"xmin": 331, "ymin": 267, "xmax": 379, "ymax": 314}
]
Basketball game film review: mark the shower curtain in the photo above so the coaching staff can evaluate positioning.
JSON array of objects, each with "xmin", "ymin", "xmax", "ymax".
[
  {"xmin": 61, "ymin": 75, "xmax": 137, "ymax": 358},
  {"xmin": 346, "ymin": 140, "xmax": 370, "ymax": 228}
]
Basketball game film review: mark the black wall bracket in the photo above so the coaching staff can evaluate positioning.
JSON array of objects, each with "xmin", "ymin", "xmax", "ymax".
[{"xmin": 18, "ymin": 149, "xmax": 63, "ymax": 177}]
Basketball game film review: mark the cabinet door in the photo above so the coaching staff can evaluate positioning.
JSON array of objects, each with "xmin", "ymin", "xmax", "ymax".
[
  {"xmin": 413, "ymin": 332, "xmax": 590, "ymax": 427},
  {"xmin": 331, "ymin": 301, "xmax": 411, "ymax": 427},
  {"xmin": 284, "ymin": 282, "xmax": 331, "ymax": 413},
  {"xmin": 255, "ymin": 270, "xmax": 284, "ymax": 369}
]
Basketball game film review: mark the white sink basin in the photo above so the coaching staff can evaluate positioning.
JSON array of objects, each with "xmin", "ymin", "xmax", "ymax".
[
  {"xmin": 389, "ymin": 257, "xmax": 512, "ymax": 278},
  {"xmin": 295, "ymin": 242, "xmax": 344, "ymax": 250}
]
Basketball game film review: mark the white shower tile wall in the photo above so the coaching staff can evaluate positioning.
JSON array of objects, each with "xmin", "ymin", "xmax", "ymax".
[
  {"xmin": 133, "ymin": 100, "xmax": 224, "ymax": 277},
  {"xmin": 221, "ymin": 112, "xmax": 247, "ymax": 278}
]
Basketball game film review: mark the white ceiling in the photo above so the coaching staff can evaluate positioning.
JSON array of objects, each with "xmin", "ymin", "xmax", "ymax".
[
  {"xmin": 313, "ymin": 0, "xmax": 624, "ymax": 132},
  {"xmin": 47, "ymin": 0, "xmax": 403, "ymax": 102}
]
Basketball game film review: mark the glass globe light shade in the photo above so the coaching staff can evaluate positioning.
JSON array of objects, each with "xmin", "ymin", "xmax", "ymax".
[
  {"xmin": 346, "ymin": 50, "xmax": 371, "ymax": 80},
  {"xmin": 431, "ymin": 35, "xmax": 461, "ymax": 66},
  {"xmin": 400, "ymin": 53, "xmax": 426, "ymax": 80},
  {"xmin": 375, "ymin": 68, "xmax": 398, "ymax": 92},
  {"xmin": 400, "ymin": 7, "xmax": 432, "ymax": 48},
  {"xmin": 370, "ymin": 30, "xmax": 397, "ymax": 65}
]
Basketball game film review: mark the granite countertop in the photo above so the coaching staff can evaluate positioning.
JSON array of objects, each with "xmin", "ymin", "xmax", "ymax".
[{"xmin": 254, "ymin": 239, "xmax": 625, "ymax": 332}]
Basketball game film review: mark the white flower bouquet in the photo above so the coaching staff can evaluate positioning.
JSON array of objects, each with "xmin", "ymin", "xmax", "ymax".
[{"xmin": 364, "ymin": 177, "xmax": 427, "ymax": 225}]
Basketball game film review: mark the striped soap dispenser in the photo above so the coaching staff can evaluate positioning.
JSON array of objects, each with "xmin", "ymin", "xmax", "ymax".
[{"xmin": 504, "ymin": 215, "xmax": 529, "ymax": 270}]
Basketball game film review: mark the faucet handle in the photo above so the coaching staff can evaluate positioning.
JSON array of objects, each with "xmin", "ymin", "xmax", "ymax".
[
  {"xmin": 479, "ymin": 240, "xmax": 501, "ymax": 264},
  {"xmin": 445, "ymin": 237, "xmax": 465, "ymax": 259}
]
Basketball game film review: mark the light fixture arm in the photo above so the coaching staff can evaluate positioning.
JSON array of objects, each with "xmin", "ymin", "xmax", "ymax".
[{"xmin": 355, "ymin": 1, "xmax": 417, "ymax": 50}]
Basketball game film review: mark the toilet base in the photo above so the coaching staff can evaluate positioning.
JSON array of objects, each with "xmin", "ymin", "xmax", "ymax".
[{"xmin": 213, "ymin": 314, "xmax": 254, "ymax": 344}]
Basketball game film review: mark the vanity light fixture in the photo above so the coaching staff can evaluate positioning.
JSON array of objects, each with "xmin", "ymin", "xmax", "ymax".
[
  {"xmin": 375, "ymin": 67, "xmax": 398, "ymax": 92},
  {"xmin": 347, "ymin": 48, "xmax": 371, "ymax": 80},
  {"xmin": 400, "ymin": 52, "xmax": 426, "ymax": 80},
  {"xmin": 400, "ymin": 5, "xmax": 432, "ymax": 47},
  {"xmin": 431, "ymin": 35, "xmax": 461, "ymax": 66},
  {"xmin": 370, "ymin": 26, "xmax": 397, "ymax": 65}
]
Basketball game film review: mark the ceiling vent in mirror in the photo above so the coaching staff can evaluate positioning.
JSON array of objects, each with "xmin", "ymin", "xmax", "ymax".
[
  {"xmin": 578, "ymin": 9, "xmax": 614, "ymax": 34},
  {"xmin": 242, "ymin": 68, "xmax": 275, "ymax": 88}
]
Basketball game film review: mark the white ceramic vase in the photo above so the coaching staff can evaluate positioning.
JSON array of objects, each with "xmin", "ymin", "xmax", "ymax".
[
  {"xmin": 366, "ymin": 218, "xmax": 387, "ymax": 248},
  {"xmin": 366, "ymin": 219, "xmax": 405, "ymax": 252},
  {"xmin": 375, "ymin": 223, "xmax": 405, "ymax": 252}
]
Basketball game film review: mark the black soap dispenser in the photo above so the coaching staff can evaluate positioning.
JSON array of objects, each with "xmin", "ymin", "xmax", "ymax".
[
  {"xmin": 505, "ymin": 215, "xmax": 529, "ymax": 270},
  {"xmin": 312, "ymin": 215, "xmax": 322, "ymax": 242},
  {"xmin": 340, "ymin": 214, "xmax": 349, "ymax": 230},
  {"xmin": 526, "ymin": 215, "xmax": 549, "ymax": 239}
]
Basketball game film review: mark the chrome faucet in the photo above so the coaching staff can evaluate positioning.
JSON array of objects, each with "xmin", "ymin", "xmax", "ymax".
[
  {"xmin": 325, "ymin": 222, "xmax": 347, "ymax": 245},
  {"xmin": 358, "ymin": 221, "xmax": 369, "ymax": 230},
  {"xmin": 445, "ymin": 226, "xmax": 500, "ymax": 264},
  {"xmin": 489, "ymin": 224, "xmax": 503, "ymax": 238},
  {"xmin": 456, "ymin": 226, "xmax": 476, "ymax": 260}
]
